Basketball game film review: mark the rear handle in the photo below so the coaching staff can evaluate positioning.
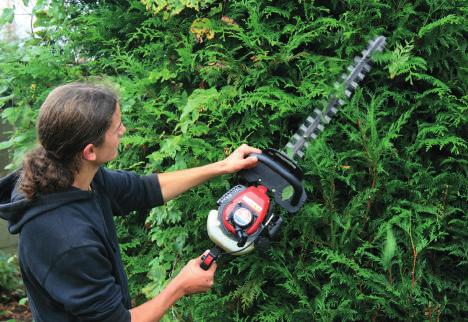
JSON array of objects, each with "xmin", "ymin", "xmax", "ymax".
[{"xmin": 200, "ymin": 247, "xmax": 221, "ymax": 270}]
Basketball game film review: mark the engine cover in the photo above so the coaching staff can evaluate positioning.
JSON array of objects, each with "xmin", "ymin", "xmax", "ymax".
[
  {"xmin": 220, "ymin": 185, "xmax": 269, "ymax": 236},
  {"xmin": 206, "ymin": 185, "xmax": 271, "ymax": 255}
]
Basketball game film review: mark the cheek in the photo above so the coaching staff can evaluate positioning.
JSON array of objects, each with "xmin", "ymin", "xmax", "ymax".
[
  {"xmin": 114, "ymin": 136, "xmax": 121, "ymax": 147},
  {"xmin": 106, "ymin": 133, "xmax": 118, "ymax": 145}
]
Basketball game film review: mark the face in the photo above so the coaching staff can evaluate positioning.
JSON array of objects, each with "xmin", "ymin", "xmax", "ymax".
[{"xmin": 93, "ymin": 104, "xmax": 126, "ymax": 164}]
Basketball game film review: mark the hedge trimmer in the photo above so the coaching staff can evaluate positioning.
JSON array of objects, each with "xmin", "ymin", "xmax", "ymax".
[{"xmin": 201, "ymin": 36, "xmax": 387, "ymax": 270}]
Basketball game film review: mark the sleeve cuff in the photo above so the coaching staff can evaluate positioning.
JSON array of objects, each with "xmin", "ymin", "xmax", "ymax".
[
  {"xmin": 99, "ymin": 304, "xmax": 131, "ymax": 322},
  {"xmin": 141, "ymin": 173, "xmax": 164, "ymax": 207}
]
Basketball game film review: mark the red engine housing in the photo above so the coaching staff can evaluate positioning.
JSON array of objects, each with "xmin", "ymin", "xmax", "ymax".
[{"xmin": 222, "ymin": 185, "xmax": 270, "ymax": 236}]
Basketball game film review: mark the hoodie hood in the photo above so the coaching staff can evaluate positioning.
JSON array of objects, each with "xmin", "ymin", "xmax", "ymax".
[{"xmin": 0, "ymin": 171, "xmax": 92, "ymax": 234}]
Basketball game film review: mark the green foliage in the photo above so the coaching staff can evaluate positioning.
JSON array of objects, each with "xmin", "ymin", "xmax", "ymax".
[
  {"xmin": 141, "ymin": 0, "xmax": 217, "ymax": 17},
  {"xmin": 1, "ymin": 0, "xmax": 467, "ymax": 320},
  {"xmin": 0, "ymin": 251, "xmax": 23, "ymax": 294},
  {"xmin": 0, "ymin": 7, "xmax": 14, "ymax": 26}
]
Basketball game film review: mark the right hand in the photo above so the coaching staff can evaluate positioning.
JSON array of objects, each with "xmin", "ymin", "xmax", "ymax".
[{"xmin": 174, "ymin": 250, "xmax": 217, "ymax": 296}]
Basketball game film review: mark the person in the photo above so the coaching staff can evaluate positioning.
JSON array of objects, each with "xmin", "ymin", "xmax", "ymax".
[{"xmin": 0, "ymin": 83, "xmax": 261, "ymax": 322}]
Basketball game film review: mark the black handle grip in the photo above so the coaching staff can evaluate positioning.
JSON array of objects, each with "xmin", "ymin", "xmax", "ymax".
[{"xmin": 249, "ymin": 152, "xmax": 303, "ymax": 206}]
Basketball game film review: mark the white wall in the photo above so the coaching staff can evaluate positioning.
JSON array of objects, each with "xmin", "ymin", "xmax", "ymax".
[{"xmin": 0, "ymin": 0, "xmax": 36, "ymax": 40}]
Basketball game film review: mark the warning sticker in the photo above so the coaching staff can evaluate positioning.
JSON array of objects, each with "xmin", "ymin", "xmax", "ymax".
[{"xmin": 241, "ymin": 195, "xmax": 262, "ymax": 213}]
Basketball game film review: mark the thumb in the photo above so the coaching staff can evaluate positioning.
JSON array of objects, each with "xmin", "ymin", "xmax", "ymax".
[
  {"xmin": 198, "ymin": 249, "xmax": 210, "ymax": 261},
  {"xmin": 243, "ymin": 156, "xmax": 258, "ymax": 168}
]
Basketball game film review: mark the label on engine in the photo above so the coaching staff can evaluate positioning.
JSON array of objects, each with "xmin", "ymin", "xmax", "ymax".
[
  {"xmin": 217, "ymin": 185, "xmax": 246, "ymax": 206},
  {"xmin": 242, "ymin": 195, "xmax": 262, "ymax": 213}
]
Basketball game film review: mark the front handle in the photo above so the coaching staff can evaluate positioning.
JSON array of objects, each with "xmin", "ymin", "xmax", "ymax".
[{"xmin": 248, "ymin": 152, "xmax": 303, "ymax": 206}]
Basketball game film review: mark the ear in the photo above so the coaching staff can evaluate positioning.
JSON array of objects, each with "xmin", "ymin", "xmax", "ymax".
[{"xmin": 82, "ymin": 143, "xmax": 97, "ymax": 161}]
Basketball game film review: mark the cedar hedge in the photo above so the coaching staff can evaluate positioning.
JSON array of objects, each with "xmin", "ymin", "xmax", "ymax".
[{"xmin": 0, "ymin": 0, "xmax": 466, "ymax": 320}]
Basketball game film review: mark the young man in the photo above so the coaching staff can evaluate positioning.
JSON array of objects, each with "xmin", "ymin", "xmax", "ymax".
[{"xmin": 0, "ymin": 83, "xmax": 261, "ymax": 321}]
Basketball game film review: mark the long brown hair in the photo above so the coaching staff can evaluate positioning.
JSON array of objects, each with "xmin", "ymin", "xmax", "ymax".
[{"xmin": 20, "ymin": 83, "xmax": 118, "ymax": 199}]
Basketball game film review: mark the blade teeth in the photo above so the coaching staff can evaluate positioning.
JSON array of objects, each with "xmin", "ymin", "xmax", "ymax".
[
  {"xmin": 376, "ymin": 39, "xmax": 387, "ymax": 52},
  {"xmin": 365, "ymin": 36, "xmax": 387, "ymax": 56},
  {"xmin": 305, "ymin": 116, "xmax": 315, "ymax": 125},
  {"xmin": 292, "ymin": 133, "xmax": 301, "ymax": 142},
  {"xmin": 286, "ymin": 142, "xmax": 294, "ymax": 152},
  {"xmin": 289, "ymin": 35, "xmax": 386, "ymax": 158}
]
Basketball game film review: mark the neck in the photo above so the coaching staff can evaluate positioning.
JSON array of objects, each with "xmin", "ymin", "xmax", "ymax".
[{"xmin": 73, "ymin": 162, "xmax": 99, "ymax": 191}]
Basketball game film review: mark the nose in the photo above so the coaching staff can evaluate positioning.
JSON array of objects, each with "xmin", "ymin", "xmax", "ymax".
[{"xmin": 119, "ymin": 124, "xmax": 126, "ymax": 137}]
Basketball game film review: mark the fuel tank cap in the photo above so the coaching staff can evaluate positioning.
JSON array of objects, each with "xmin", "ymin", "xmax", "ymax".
[{"xmin": 232, "ymin": 207, "xmax": 253, "ymax": 227}]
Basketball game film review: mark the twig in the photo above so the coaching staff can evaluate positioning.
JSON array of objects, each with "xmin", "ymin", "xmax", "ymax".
[{"xmin": 408, "ymin": 213, "xmax": 417, "ymax": 288}]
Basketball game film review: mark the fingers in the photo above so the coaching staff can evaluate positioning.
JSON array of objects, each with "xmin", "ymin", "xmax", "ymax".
[
  {"xmin": 223, "ymin": 144, "xmax": 261, "ymax": 174},
  {"xmin": 236, "ymin": 155, "xmax": 258, "ymax": 169},
  {"xmin": 237, "ymin": 144, "xmax": 262, "ymax": 155},
  {"xmin": 198, "ymin": 250, "xmax": 217, "ymax": 286},
  {"xmin": 208, "ymin": 261, "xmax": 217, "ymax": 273},
  {"xmin": 246, "ymin": 155, "xmax": 258, "ymax": 163},
  {"xmin": 198, "ymin": 249, "xmax": 218, "ymax": 272},
  {"xmin": 243, "ymin": 156, "xmax": 259, "ymax": 169},
  {"xmin": 199, "ymin": 249, "xmax": 210, "ymax": 260}
]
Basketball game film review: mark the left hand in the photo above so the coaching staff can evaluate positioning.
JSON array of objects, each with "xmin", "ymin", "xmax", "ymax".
[{"xmin": 221, "ymin": 144, "xmax": 262, "ymax": 174}]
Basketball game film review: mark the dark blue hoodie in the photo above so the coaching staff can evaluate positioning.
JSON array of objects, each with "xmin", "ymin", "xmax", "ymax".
[{"xmin": 0, "ymin": 167, "xmax": 164, "ymax": 322}]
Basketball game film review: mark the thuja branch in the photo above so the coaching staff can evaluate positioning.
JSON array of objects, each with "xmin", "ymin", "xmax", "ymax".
[{"xmin": 408, "ymin": 212, "xmax": 417, "ymax": 289}]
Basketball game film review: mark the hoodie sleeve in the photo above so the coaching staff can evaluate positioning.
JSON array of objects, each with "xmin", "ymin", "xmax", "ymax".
[
  {"xmin": 96, "ymin": 167, "xmax": 164, "ymax": 214},
  {"xmin": 43, "ymin": 246, "xmax": 131, "ymax": 322}
]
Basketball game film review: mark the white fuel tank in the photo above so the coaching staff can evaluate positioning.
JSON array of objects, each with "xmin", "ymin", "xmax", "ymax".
[{"xmin": 206, "ymin": 210, "xmax": 255, "ymax": 256}]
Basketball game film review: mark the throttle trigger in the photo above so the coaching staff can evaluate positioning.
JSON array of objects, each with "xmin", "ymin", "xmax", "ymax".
[{"xmin": 200, "ymin": 248, "xmax": 221, "ymax": 270}]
